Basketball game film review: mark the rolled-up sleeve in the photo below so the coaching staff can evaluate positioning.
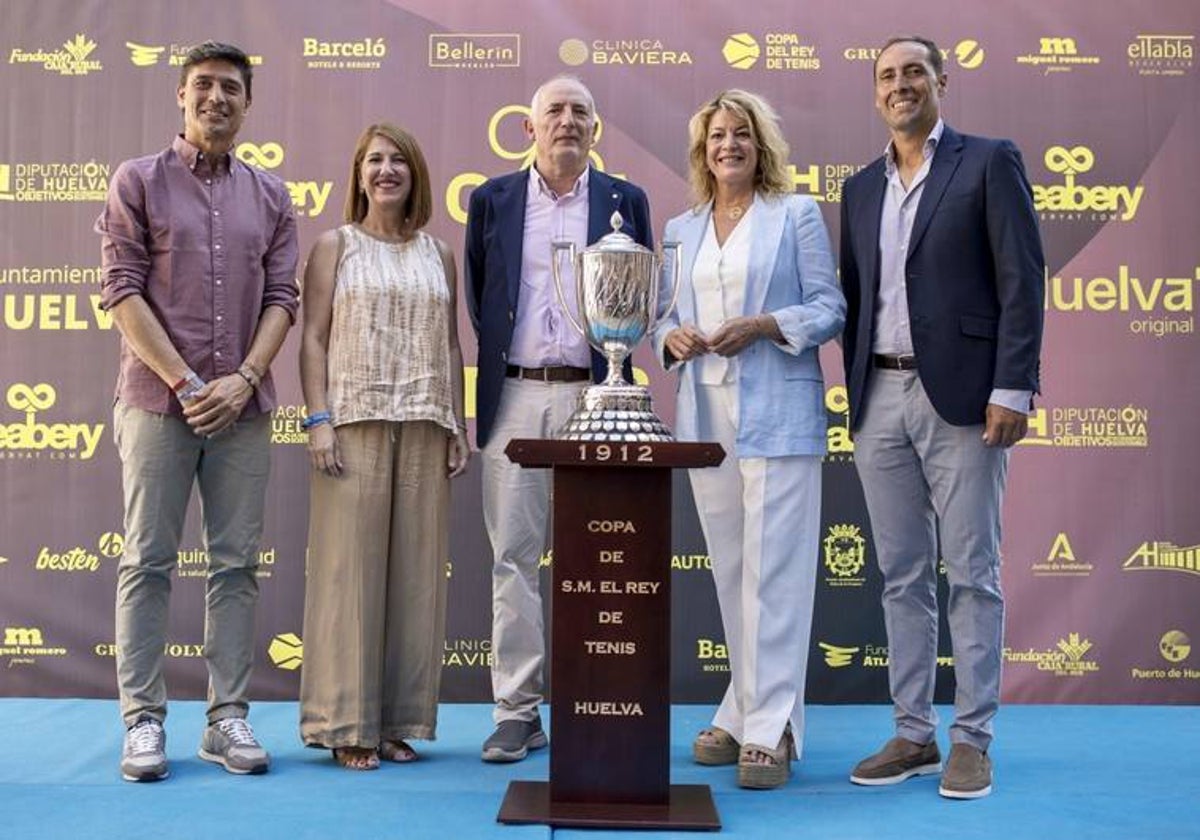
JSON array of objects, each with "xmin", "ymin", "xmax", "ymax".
[
  {"xmin": 261, "ymin": 182, "xmax": 300, "ymax": 321},
  {"xmin": 96, "ymin": 160, "xmax": 150, "ymax": 311}
]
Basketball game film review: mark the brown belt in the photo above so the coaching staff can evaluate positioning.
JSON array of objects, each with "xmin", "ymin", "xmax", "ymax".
[
  {"xmin": 505, "ymin": 364, "xmax": 590, "ymax": 383},
  {"xmin": 873, "ymin": 353, "xmax": 918, "ymax": 371}
]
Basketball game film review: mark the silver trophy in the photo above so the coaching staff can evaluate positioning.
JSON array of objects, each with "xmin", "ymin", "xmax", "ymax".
[{"xmin": 551, "ymin": 211, "xmax": 681, "ymax": 441}]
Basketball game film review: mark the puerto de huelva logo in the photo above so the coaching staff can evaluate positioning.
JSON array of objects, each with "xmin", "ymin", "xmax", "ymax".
[
  {"xmin": 8, "ymin": 34, "xmax": 102, "ymax": 75},
  {"xmin": 0, "ymin": 383, "xmax": 104, "ymax": 460}
]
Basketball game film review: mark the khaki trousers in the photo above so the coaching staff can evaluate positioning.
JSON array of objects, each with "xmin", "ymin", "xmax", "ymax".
[{"xmin": 300, "ymin": 420, "xmax": 449, "ymax": 748}]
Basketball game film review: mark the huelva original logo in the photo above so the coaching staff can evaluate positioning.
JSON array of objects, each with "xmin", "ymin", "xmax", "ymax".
[
  {"xmin": 1033, "ymin": 145, "xmax": 1144, "ymax": 221},
  {"xmin": 0, "ymin": 383, "xmax": 104, "ymax": 460}
]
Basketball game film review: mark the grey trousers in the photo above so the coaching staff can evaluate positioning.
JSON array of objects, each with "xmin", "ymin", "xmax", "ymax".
[
  {"xmin": 853, "ymin": 370, "xmax": 1008, "ymax": 751},
  {"xmin": 113, "ymin": 403, "xmax": 270, "ymax": 727}
]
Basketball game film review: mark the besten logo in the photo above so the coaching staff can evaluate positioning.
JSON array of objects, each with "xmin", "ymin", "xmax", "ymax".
[
  {"xmin": 429, "ymin": 33, "xmax": 519, "ymax": 69},
  {"xmin": 1033, "ymin": 145, "xmax": 1144, "ymax": 221},
  {"xmin": 268, "ymin": 633, "xmax": 303, "ymax": 670},
  {"xmin": 443, "ymin": 637, "xmax": 492, "ymax": 668},
  {"xmin": 1031, "ymin": 532, "xmax": 1093, "ymax": 577},
  {"xmin": 823, "ymin": 524, "xmax": 866, "ymax": 586},
  {"xmin": 302, "ymin": 37, "xmax": 387, "ymax": 70},
  {"xmin": 1021, "ymin": 404, "xmax": 1151, "ymax": 449},
  {"xmin": 841, "ymin": 39, "xmax": 985, "ymax": 70},
  {"xmin": 1127, "ymin": 34, "xmax": 1194, "ymax": 77},
  {"xmin": 1005, "ymin": 632, "xmax": 1099, "ymax": 676},
  {"xmin": 1123, "ymin": 541, "xmax": 1200, "ymax": 577},
  {"xmin": 1043, "ymin": 263, "xmax": 1195, "ymax": 338},
  {"xmin": 722, "ymin": 32, "xmax": 819, "ymax": 72},
  {"xmin": 0, "ymin": 383, "xmax": 104, "ymax": 460},
  {"xmin": 819, "ymin": 642, "xmax": 859, "ymax": 668},
  {"xmin": 445, "ymin": 106, "xmax": 621, "ymax": 224},
  {"xmin": 29, "ymin": 531, "xmax": 122, "ymax": 573},
  {"xmin": 557, "ymin": 37, "xmax": 692, "ymax": 67},
  {"xmin": 1016, "ymin": 36, "xmax": 1101, "ymax": 73},
  {"xmin": 234, "ymin": 141, "xmax": 333, "ymax": 217},
  {"xmin": 126, "ymin": 42, "xmax": 264, "ymax": 67},
  {"xmin": 0, "ymin": 160, "xmax": 109, "ymax": 203},
  {"xmin": 9, "ymin": 34, "xmax": 102, "ymax": 75},
  {"xmin": 1, "ymin": 626, "xmax": 68, "ymax": 664}
]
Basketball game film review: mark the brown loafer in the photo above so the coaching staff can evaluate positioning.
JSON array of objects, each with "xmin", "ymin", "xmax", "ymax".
[
  {"xmin": 693, "ymin": 726, "xmax": 740, "ymax": 765},
  {"xmin": 938, "ymin": 743, "xmax": 992, "ymax": 799},
  {"xmin": 850, "ymin": 736, "xmax": 942, "ymax": 785}
]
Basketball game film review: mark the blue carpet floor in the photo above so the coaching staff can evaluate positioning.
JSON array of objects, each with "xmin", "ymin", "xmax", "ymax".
[{"xmin": 0, "ymin": 700, "xmax": 1196, "ymax": 839}]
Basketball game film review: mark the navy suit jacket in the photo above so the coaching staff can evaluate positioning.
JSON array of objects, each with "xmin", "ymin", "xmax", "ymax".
[
  {"xmin": 464, "ymin": 167, "xmax": 653, "ymax": 448},
  {"xmin": 839, "ymin": 125, "xmax": 1044, "ymax": 430}
]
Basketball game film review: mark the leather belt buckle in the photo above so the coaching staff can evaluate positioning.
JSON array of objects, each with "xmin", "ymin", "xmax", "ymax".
[{"xmin": 873, "ymin": 353, "xmax": 918, "ymax": 371}]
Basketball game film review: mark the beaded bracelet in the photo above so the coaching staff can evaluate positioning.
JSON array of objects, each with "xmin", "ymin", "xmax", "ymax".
[{"xmin": 301, "ymin": 410, "xmax": 332, "ymax": 430}]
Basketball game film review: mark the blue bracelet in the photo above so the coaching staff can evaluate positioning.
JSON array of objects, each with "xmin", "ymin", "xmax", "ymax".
[{"xmin": 301, "ymin": 410, "xmax": 332, "ymax": 430}]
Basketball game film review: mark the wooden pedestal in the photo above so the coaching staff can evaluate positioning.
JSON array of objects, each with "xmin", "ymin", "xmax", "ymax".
[{"xmin": 497, "ymin": 439, "xmax": 724, "ymax": 831}]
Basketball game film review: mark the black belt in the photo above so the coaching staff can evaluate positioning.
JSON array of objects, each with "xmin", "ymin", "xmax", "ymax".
[
  {"xmin": 505, "ymin": 365, "xmax": 590, "ymax": 383},
  {"xmin": 873, "ymin": 353, "xmax": 918, "ymax": 371}
]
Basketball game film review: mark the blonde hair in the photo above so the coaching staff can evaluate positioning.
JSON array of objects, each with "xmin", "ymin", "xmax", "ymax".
[
  {"xmin": 343, "ymin": 123, "xmax": 433, "ymax": 232},
  {"xmin": 686, "ymin": 89, "xmax": 791, "ymax": 205}
]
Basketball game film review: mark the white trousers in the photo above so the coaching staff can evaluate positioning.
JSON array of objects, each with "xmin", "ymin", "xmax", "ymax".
[
  {"xmin": 481, "ymin": 377, "xmax": 587, "ymax": 724},
  {"xmin": 687, "ymin": 381, "xmax": 821, "ymax": 753}
]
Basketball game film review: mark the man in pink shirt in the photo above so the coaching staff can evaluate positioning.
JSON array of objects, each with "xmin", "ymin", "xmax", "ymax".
[{"xmin": 96, "ymin": 41, "xmax": 298, "ymax": 782}]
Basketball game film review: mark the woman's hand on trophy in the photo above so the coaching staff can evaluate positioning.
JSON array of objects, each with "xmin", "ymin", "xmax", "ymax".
[{"xmin": 665, "ymin": 324, "xmax": 710, "ymax": 362}]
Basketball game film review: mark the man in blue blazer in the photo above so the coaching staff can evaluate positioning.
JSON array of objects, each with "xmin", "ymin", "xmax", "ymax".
[
  {"xmin": 840, "ymin": 36, "xmax": 1044, "ymax": 799},
  {"xmin": 464, "ymin": 75, "xmax": 652, "ymax": 762}
]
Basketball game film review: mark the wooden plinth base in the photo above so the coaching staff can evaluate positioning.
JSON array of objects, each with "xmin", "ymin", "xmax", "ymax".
[{"xmin": 497, "ymin": 781, "xmax": 720, "ymax": 830}]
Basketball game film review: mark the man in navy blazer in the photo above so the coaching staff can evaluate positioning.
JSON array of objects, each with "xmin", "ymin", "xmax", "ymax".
[
  {"xmin": 840, "ymin": 36, "xmax": 1044, "ymax": 799},
  {"xmin": 464, "ymin": 75, "xmax": 652, "ymax": 762}
]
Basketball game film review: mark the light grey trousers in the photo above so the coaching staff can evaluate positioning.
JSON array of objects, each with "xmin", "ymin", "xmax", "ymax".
[{"xmin": 853, "ymin": 370, "xmax": 1008, "ymax": 752}]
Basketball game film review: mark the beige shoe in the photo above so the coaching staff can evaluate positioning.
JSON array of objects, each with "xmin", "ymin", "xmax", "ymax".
[
  {"xmin": 849, "ymin": 736, "xmax": 941, "ymax": 785},
  {"xmin": 736, "ymin": 727, "xmax": 796, "ymax": 789},
  {"xmin": 938, "ymin": 743, "xmax": 992, "ymax": 799},
  {"xmin": 693, "ymin": 726, "xmax": 740, "ymax": 765}
]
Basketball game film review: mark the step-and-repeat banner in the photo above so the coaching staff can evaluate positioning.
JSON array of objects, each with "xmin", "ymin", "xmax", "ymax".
[{"xmin": 2, "ymin": 0, "xmax": 1197, "ymax": 706}]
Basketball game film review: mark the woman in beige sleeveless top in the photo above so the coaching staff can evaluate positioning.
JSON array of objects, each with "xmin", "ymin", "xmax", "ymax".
[{"xmin": 298, "ymin": 123, "xmax": 469, "ymax": 770}]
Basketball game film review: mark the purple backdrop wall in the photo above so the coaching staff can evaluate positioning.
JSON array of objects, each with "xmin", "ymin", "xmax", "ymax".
[{"xmin": 2, "ymin": 0, "xmax": 1197, "ymax": 706}]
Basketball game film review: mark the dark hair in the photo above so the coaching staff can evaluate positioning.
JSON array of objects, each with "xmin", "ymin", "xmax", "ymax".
[
  {"xmin": 344, "ymin": 123, "xmax": 433, "ymax": 232},
  {"xmin": 874, "ymin": 35, "xmax": 943, "ymax": 79},
  {"xmin": 179, "ymin": 41, "xmax": 253, "ymax": 100}
]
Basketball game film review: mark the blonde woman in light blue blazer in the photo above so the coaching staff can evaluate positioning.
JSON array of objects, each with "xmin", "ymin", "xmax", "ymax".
[{"xmin": 653, "ymin": 90, "xmax": 845, "ymax": 789}]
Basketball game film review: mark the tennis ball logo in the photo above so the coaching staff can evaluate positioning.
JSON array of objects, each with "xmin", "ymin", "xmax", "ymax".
[
  {"xmin": 559, "ymin": 38, "xmax": 589, "ymax": 66},
  {"xmin": 723, "ymin": 33, "xmax": 760, "ymax": 70},
  {"xmin": 954, "ymin": 39, "xmax": 985, "ymax": 69},
  {"xmin": 269, "ymin": 633, "xmax": 304, "ymax": 670}
]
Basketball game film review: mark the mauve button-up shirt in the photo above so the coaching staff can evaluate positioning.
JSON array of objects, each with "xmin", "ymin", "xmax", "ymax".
[{"xmin": 96, "ymin": 135, "xmax": 299, "ymax": 417}]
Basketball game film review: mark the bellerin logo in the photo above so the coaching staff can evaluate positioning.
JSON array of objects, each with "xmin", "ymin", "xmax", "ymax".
[
  {"xmin": 819, "ymin": 642, "xmax": 859, "ymax": 668},
  {"xmin": 428, "ymin": 33, "xmax": 520, "ymax": 69},
  {"xmin": 1033, "ymin": 145, "xmax": 1144, "ymax": 221}
]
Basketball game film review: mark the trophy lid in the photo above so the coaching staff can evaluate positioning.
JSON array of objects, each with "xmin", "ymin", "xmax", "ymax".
[{"xmin": 587, "ymin": 211, "xmax": 651, "ymax": 255}]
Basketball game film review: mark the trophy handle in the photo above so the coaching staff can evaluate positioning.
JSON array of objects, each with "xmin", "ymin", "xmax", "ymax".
[
  {"xmin": 650, "ymin": 241, "xmax": 683, "ymax": 331},
  {"xmin": 551, "ymin": 240, "xmax": 587, "ymax": 338}
]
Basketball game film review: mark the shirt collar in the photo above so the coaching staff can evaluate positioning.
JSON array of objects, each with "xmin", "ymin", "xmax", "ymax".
[
  {"xmin": 883, "ymin": 118, "xmax": 944, "ymax": 177},
  {"xmin": 528, "ymin": 164, "xmax": 589, "ymax": 200},
  {"xmin": 172, "ymin": 134, "xmax": 233, "ymax": 177}
]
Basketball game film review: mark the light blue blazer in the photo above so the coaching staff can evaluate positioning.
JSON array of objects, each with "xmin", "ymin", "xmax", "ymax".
[{"xmin": 652, "ymin": 194, "xmax": 846, "ymax": 458}]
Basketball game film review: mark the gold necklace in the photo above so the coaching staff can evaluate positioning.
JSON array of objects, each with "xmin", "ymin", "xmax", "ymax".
[{"xmin": 717, "ymin": 201, "xmax": 750, "ymax": 221}]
